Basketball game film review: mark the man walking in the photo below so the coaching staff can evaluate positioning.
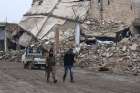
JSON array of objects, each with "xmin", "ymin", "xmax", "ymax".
[
  {"xmin": 45, "ymin": 47, "xmax": 57, "ymax": 83},
  {"xmin": 63, "ymin": 48, "xmax": 75, "ymax": 83}
]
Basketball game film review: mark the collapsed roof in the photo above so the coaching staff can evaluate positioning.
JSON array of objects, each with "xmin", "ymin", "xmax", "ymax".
[{"xmin": 19, "ymin": 0, "xmax": 90, "ymax": 46}]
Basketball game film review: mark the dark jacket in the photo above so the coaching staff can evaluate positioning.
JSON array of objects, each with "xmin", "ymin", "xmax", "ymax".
[
  {"xmin": 47, "ymin": 48, "xmax": 55, "ymax": 67},
  {"xmin": 64, "ymin": 49, "xmax": 75, "ymax": 66},
  {"xmin": 47, "ymin": 56, "xmax": 55, "ymax": 66}
]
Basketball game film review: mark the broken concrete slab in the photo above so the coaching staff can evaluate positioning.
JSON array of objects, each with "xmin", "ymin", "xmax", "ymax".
[
  {"xmin": 19, "ymin": 0, "xmax": 90, "ymax": 47},
  {"xmin": 18, "ymin": 33, "xmax": 33, "ymax": 47}
]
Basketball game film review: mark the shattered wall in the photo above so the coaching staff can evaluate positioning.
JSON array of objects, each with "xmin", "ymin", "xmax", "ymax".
[
  {"xmin": 135, "ymin": 0, "xmax": 140, "ymax": 18},
  {"xmin": 90, "ymin": 0, "xmax": 135, "ymax": 24}
]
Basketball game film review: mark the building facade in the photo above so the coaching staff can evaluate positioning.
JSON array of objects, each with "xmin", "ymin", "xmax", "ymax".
[{"xmin": 89, "ymin": 0, "xmax": 135, "ymax": 24}]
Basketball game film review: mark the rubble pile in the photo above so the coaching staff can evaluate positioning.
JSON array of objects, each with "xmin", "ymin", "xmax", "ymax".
[
  {"xmin": 84, "ymin": 19, "xmax": 123, "ymax": 31},
  {"xmin": 0, "ymin": 50, "xmax": 23, "ymax": 62},
  {"xmin": 82, "ymin": 19, "xmax": 127, "ymax": 37},
  {"xmin": 77, "ymin": 36, "xmax": 140, "ymax": 75},
  {"xmin": 79, "ymin": 19, "xmax": 131, "ymax": 49}
]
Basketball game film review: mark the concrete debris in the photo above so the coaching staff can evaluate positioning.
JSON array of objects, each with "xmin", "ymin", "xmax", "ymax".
[
  {"xmin": 75, "ymin": 35, "xmax": 140, "ymax": 75},
  {"xmin": 10, "ymin": 0, "xmax": 140, "ymax": 76},
  {"xmin": 0, "ymin": 50, "xmax": 23, "ymax": 62},
  {"xmin": 79, "ymin": 19, "xmax": 132, "ymax": 50}
]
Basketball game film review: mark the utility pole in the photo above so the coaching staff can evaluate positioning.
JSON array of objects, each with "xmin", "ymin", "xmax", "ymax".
[{"xmin": 4, "ymin": 17, "xmax": 7, "ymax": 53}]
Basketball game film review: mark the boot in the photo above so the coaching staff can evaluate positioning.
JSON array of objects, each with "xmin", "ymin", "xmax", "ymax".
[
  {"xmin": 70, "ymin": 80, "xmax": 74, "ymax": 83},
  {"xmin": 54, "ymin": 80, "xmax": 57, "ymax": 83},
  {"xmin": 63, "ymin": 75, "xmax": 66, "ymax": 82}
]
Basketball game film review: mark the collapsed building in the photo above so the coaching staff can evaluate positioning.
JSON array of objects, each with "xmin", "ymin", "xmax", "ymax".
[
  {"xmin": 18, "ymin": 0, "xmax": 135, "ymax": 48},
  {"xmin": 19, "ymin": 0, "xmax": 90, "ymax": 48},
  {"xmin": 14, "ymin": 0, "xmax": 140, "ymax": 74}
]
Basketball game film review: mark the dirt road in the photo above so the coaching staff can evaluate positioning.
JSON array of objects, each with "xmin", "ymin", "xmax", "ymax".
[{"xmin": 0, "ymin": 62, "xmax": 140, "ymax": 93}]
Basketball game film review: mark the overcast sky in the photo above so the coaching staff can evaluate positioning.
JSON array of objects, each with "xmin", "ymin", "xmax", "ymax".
[
  {"xmin": 0, "ymin": 0, "xmax": 140, "ymax": 23},
  {"xmin": 0, "ymin": 0, "xmax": 32, "ymax": 23}
]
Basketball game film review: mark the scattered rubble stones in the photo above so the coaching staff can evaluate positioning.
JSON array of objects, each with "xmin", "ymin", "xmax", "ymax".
[
  {"xmin": 77, "ymin": 36, "xmax": 140, "ymax": 75},
  {"xmin": 0, "ymin": 50, "xmax": 23, "ymax": 62}
]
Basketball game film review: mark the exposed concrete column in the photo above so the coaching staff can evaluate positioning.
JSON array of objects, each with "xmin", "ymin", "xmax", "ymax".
[
  {"xmin": 4, "ymin": 30, "xmax": 7, "ymax": 53},
  {"xmin": 4, "ymin": 23, "xmax": 8, "ymax": 53},
  {"xmin": 54, "ymin": 26, "xmax": 60, "ymax": 56}
]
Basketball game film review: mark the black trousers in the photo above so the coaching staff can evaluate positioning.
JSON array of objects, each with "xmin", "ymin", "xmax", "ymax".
[{"xmin": 45, "ymin": 66, "xmax": 56, "ymax": 82}]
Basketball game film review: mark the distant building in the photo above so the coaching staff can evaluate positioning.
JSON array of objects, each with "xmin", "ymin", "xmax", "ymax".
[
  {"xmin": 0, "ymin": 23, "xmax": 25, "ymax": 50},
  {"xmin": 0, "ymin": 23, "xmax": 5, "ymax": 50}
]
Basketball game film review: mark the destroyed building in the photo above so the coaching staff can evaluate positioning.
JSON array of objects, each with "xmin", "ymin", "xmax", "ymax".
[{"xmin": 18, "ymin": 0, "xmax": 136, "ymax": 48}]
